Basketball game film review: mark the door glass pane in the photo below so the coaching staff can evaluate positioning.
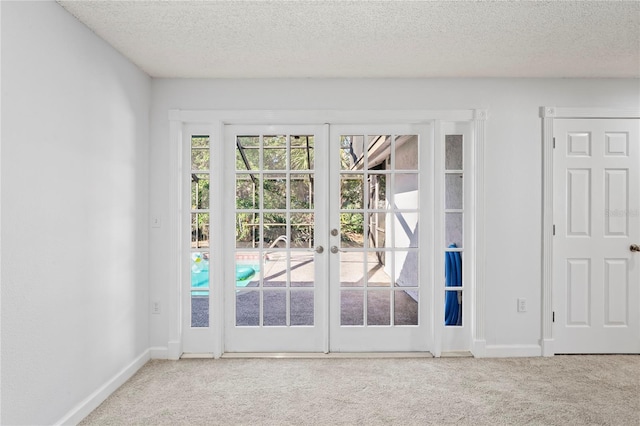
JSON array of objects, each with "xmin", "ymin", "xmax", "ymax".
[
  {"xmin": 291, "ymin": 213, "xmax": 314, "ymax": 248},
  {"xmin": 367, "ymin": 251, "xmax": 390, "ymax": 287},
  {"xmin": 236, "ymin": 136, "xmax": 259, "ymax": 171},
  {"xmin": 191, "ymin": 292, "xmax": 209, "ymax": 328},
  {"xmin": 368, "ymin": 173, "xmax": 388, "ymax": 210},
  {"xmin": 394, "ymin": 290, "xmax": 418, "ymax": 326},
  {"xmin": 263, "ymin": 135, "xmax": 287, "ymax": 170},
  {"xmin": 340, "ymin": 175, "xmax": 364, "ymax": 209},
  {"xmin": 445, "ymin": 250, "xmax": 462, "ymax": 288},
  {"xmin": 290, "ymin": 290, "xmax": 314, "ymax": 325},
  {"xmin": 191, "ymin": 213, "xmax": 209, "ymax": 248},
  {"xmin": 191, "ymin": 174, "xmax": 210, "ymax": 210},
  {"xmin": 191, "ymin": 136, "xmax": 210, "ymax": 170},
  {"xmin": 394, "ymin": 213, "xmax": 418, "ymax": 248},
  {"xmin": 396, "ymin": 251, "xmax": 419, "ymax": 287},
  {"xmin": 236, "ymin": 174, "xmax": 259, "ymax": 209},
  {"xmin": 290, "ymin": 174, "xmax": 314, "ymax": 209},
  {"xmin": 236, "ymin": 290, "xmax": 259, "ymax": 326},
  {"xmin": 446, "ymin": 174, "xmax": 463, "ymax": 209},
  {"xmin": 236, "ymin": 254, "xmax": 259, "ymax": 288},
  {"xmin": 290, "ymin": 252, "xmax": 314, "ymax": 287},
  {"xmin": 367, "ymin": 212, "xmax": 387, "ymax": 249},
  {"xmin": 446, "ymin": 213, "xmax": 463, "ymax": 247},
  {"xmin": 340, "ymin": 213, "xmax": 364, "ymax": 248},
  {"xmin": 395, "ymin": 135, "xmax": 418, "ymax": 170},
  {"xmin": 395, "ymin": 173, "xmax": 419, "ymax": 202},
  {"xmin": 367, "ymin": 291, "xmax": 391, "ymax": 325},
  {"xmin": 263, "ymin": 174, "xmax": 287, "ymax": 209},
  {"xmin": 445, "ymin": 290, "xmax": 463, "ymax": 326},
  {"xmin": 341, "ymin": 290, "xmax": 364, "ymax": 325},
  {"xmin": 340, "ymin": 251, "xmax": 365, "ymax": 287},
  {"xmin": 291, "ymin": 135, "xmax": 314, "ymax": 170},
  {"xmin": 264, "ymin": 252, "xmax": 287, "ymax": 287},
  {"xmin": 367, "ymin": 135, "xmax": 391, "ymax": 170},
  {"xmin": 264, "ymin": 213, "xmax": 286, "ymax": 249},
  {"xmin": 191, "ymin": 251, "xmax": 209, "ymax": 328},
  {"xmin": 263, "ymin": 291, "xmax": 286, "ymax": 326},
  {"xmin": 340, "ymin": 135, "xmax": 364, "ymax": 170},
  {"xmin": 235, "ymin": 213, "xmax": 258, "ymax": 248},
  {"xmin": 445, "ymin": 135, "xmax": 463, "ymax": 170},
  {"xmin": 191, "ymin": 251, "xmax": 209, "ymax": 289}
]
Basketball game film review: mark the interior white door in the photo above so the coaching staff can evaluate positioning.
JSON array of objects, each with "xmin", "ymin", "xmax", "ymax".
[
  {"xmin": 224, "ymin": 125, "xmax": 328, "ymax": 352},
  {"xmin": 328, "ymin": 125, "xmax": 431, "ymax": 352},
  {"xmin": 553, "ymin": 118, "xmax": 640, "ymax": 353}
]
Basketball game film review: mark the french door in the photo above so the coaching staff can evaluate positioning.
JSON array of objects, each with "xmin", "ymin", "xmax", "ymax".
[
  {"xmin": 224, "ymin": 123, "xmax": 431, "ymax": 352},
  {"xmin": 328, "ymin": 125, "xmax": 431, "ymax": 351},
  {"xmin": 224, "ymin": 125, "xmax": 328, "ymax": 352}
]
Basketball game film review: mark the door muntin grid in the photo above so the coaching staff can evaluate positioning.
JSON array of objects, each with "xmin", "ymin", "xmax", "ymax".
[
  {"xmin": 235, "ymin": 134, "xmax": 316, "ymax": 327},
  {"xmin": 444, "ymin": 134, "xmax": 463, "ymax": 327},
  {"xmin": 338, "ymin": 134, "xmax": 420, "ymax": 327},
  {"xmin": 190, "ymin": 135, "xmax": 211, "ymax": 328}
]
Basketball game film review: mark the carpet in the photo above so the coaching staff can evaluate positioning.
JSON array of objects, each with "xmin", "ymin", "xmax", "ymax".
[{"xmin": 80, "ymin": 355, "xmax": 639, "ymax": 425}]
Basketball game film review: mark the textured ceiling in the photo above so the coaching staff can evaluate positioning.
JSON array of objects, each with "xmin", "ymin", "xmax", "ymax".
[{"xmin": 57, "ymin": 1, "xmax": 640, "ymax": 78}]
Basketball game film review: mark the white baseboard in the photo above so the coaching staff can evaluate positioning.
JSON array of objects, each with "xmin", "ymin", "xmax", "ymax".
[
  {"xmin": 541, "ymin": 339, "xmax": 555, "ymax": 357},
  {"xmin": 471, "ymin": 339, "xmax": 487, "ymax": 357},
  {"xmin": 483, "ymin": 344, "xmax": 542, "ymax": 358},
  {"xmin": 150, "ymin": 341, "xmax": 182, "ymax": 360},
  {"xmin": 55, "ymin": 349, "xmax": 150, "ymax": 426},
  {"xmin": 167, "ymin": 340, "xmax": 182, "ymax": 360},
  {"xmin": 149, "ymin": 346, "xmax": 169, "ymax": 359}
]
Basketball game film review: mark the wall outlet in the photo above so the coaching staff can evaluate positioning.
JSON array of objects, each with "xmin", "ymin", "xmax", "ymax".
[
  {"xmin": 517, "ymin": 298, "xmax": 527, "ymax": 313},
  {"xmin": 152, "ymin": 300, "xmax": 161, "ymax": 314}
]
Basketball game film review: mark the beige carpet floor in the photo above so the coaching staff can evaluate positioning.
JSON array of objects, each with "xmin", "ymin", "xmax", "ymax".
[{"xmin": 81, "ymin": 355, "xmax": 639, "ymax": 425}]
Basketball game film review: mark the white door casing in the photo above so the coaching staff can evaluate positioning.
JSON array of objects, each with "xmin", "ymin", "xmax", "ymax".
[
  {"xmin": 552, "ymin": 117, "xmax": 640, "ymax": 354},
  {"xmin": 168, "ymin": 109, "xmax": 484, "ymax": 358}
]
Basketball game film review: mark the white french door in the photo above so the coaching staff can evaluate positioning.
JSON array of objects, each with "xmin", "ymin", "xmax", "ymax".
[
  {"xmin": 224, "ymin": 125, "xmax": 328, "ymax": 352},
  {"xmin": 328, "ymin": 125, "xmax": 431, "ymax": 352},
  {"xmin": 553, "ymin": 118, "xmax": 640, "ymax": 353},
  {"xmin": 223, "ymin": 123, "xmax": 432, "ymax": 352}
]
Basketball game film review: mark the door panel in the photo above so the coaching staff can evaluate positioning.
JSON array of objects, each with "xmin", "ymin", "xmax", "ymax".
[
  {"xmin": 224, "ymin": 125, "xmax": 328, "ymax": 352},
  {"xmin": 329, "ymin": 125, "xmax": 431, "ymax": 352},
  {"xmin": 554, "ymin": 118, "xmax": 640, "ymax": 353}
]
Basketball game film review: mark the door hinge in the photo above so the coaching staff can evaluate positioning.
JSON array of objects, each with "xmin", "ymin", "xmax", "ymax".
[
  {"xmin": 553, "ymin": 137, "xmax": 556, "ymax": 149},
  {"xmin": 552, "ymin": 311, "xmax": 555, "ymax": 323},
  {"xmin": 553, "ymin": 225, "xmax": 556, "ymax": 235}
]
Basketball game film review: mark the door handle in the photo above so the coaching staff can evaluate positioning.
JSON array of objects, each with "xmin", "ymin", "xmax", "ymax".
[
  {"xmin": 315, "ymin": 246, "xmax": 324, "ymax": 254},
  {"xmin": 331, "ymin": 229, "xmax": 339, "ymax": 236},
  {"xmin": 631, "ymin": 244, "xmax": 640, "ymax": 252},
  {"xmin": 330, "ymin": 246, "xmax": 339, "ymax": 254}
]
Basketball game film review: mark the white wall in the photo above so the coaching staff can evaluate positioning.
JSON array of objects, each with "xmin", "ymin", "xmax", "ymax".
[
  {"xmin": 149, "ymin": 78, "xmax": 639, "ymax": 354},
  {"xmin": 1, "ymin": 2, "xmax": 150, "ymax": 424}
]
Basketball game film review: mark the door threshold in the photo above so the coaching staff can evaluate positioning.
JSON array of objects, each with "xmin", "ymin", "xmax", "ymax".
[
  {"xmin": 440, "ymin": 351, "xmax": 473, "ymax": 358},
  {"xmin": 220, "ymin": 352, "xmax": 433, "ymax": 359}
]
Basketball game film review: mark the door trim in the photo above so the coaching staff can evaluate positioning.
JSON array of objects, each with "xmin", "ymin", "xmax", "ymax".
[
  {"xmin": 167, "ymin": 109, "xmax": 486, "ymax": 359},
  {"xmin": 540, "ymin": 107, "xmax": 640, "ymax": 356}
]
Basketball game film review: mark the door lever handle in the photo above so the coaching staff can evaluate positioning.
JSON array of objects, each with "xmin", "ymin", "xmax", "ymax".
[{"xmin": 631, "ymin": 244, "xmax": 640, "ymax": 252}]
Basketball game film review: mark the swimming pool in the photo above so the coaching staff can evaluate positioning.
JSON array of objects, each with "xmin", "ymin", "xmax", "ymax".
[{"xmin": 191, "ymin": 253, "xmax": 259, "ymax": 293}]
